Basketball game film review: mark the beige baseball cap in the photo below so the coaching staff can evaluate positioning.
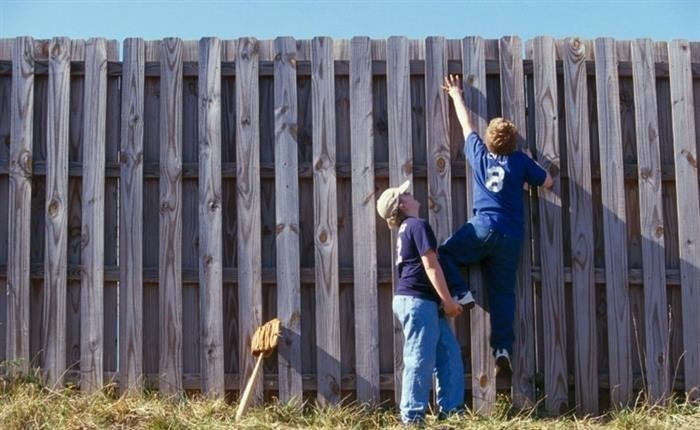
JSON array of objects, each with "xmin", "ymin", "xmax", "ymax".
[{"xmin": 376, "ymin": 180, "xmax": 411, "ymax": 220}]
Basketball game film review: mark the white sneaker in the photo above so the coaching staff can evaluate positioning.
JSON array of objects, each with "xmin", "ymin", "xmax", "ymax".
[
  {"xmin": 453, "ymin": 291, "xmax": 475, "ymax": 309},
  {"xmin": 495, "ymin": 349, "xmax": 512, "ymax": 375}
]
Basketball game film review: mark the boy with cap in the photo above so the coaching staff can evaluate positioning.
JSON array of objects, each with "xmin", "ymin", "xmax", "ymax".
[
  {"xmin": 377, "ymin": 181, "xmax": 467, "ymax": 424},
  {"xmin": 439, "ymin": 74, "xmax": 553, "ymax": 375}
]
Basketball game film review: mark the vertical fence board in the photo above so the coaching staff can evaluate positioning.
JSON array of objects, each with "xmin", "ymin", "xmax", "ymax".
[
  {"xmin": 462, "ymin": 35, "xmax": 495, "ymax": 413},
  {"xmin": 7, "ymin": 36, "xmax": 34, "ymax": 373},
  {"xmin": 350, "ymin": 36, "xmax": 379, "ymax": 403},
  {"xmin": 531, "ymin": 36, "xmax": 569, "ymax": 414},
  {"xmin": 80, "ymin": 38, "xmax": 107, "ymax": 392},
  {"xmin": 312, "ymin": 36, "xmax": 341, "ymax": 405},
  {"xmin": 198, "ymin": 37, "xmax": 224, "ymax": 397},
  {"xmin": 43, "ymin": 37, "xmax": 70, "ymax": 387},
  {"xmin": 159, "ymin": 38, "xmax": 183, "ymax": 395},
  {"xmin": 668, "ymin": 39, "xmax": 700, "ymax": 400},
  {"xmin": 103, "ymin": 40, "xmax": 119, "ymax": 378},
  {"xmin": 236, "ymin": 37, "xmax": 263, "ymax": 400},
  {"xmin": 0, "ymin": 40, "xmax": 10, "ymax": 366},
  {"xmin": 562, "ymin": 37, "xmax": 598, "ymax": 414},
  {"xmin": 386, "ymin": 36, "xmax": 411, "ymax": 405},
  {"xmin": 424, "ymin": 37, "xmax": 451, "ymax": 245},
  {"xmin": 499, "ymin": 35, "xmax": 537, "ymax": 409},
  {"xmin": 119, "ymin": 38, "xmax": 144, "ymax": 392},
  {"xmin": 593, "ymin": 37, "xmax": 633, "ymax": 407},
  {"xmin": 631, "ymin": 38, "xmax": 670, "ymax": 403},
  {"xmin": 274, "ymin": 36, "xmax": 303, "ymax": 402}
]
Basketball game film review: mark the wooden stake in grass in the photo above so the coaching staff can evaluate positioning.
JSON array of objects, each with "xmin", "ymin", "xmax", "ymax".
[{"xmin": 235, "ymin": 318, "xmax": 282, "ymax": 421}]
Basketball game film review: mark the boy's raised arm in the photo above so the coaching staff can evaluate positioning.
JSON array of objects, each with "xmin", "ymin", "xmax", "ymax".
[{"xmin": 442, "ymin": 74, "xmax": 474, "ymax": 139}]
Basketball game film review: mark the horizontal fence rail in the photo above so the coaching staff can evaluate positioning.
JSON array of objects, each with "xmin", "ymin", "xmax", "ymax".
[{"xmin": 0, "ymin": 36, "xmax": 698, "ymax": 416}]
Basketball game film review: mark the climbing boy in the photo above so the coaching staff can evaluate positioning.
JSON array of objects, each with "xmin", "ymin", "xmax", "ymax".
[{"xmin": 439, "ymin": 74, "xmax": 553, "ymax": 375}]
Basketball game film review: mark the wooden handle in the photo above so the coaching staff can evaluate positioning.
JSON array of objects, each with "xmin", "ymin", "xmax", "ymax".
[{"xmin": 235, "ymin": 353, "xmax": 264, "ymax": 421}]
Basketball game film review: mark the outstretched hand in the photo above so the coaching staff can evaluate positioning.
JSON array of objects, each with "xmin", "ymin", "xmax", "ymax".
[{"xmin": 442, "ymin": 74, "xmax": 463, "ymax": 100}]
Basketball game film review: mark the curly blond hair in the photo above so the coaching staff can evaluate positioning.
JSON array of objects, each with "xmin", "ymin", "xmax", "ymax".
[{"xmin": 485, "ymin": 117, "xmax": 518, "ymax": 155}]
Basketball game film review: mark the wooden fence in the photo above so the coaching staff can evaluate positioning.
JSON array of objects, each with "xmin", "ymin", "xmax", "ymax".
[{"xmin": 0, "ymin": 36, "xmax": 698, "ymax": 416}]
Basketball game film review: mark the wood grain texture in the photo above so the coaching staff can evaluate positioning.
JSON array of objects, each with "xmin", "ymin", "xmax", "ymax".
[
  {"xmin": 593, "ymin": 37, "xmax": 633, "ymax": 408},
  {"xmin": 499, "ymin": 35, "xmax": 537, "ymax": 410},
  {"xmin": 273, "ymin": 36, "xmax": 303, "ymax": 402},
  {"xmin": 311, "ymin": 36, "xmax": 341, "ymax": 405},
  {"xmin": 424, "ymin": 37, "xmax": 452, "ymax": 245},
  {"xmin": 562, "ymin": 37, "xmax": 598, "ymax": 414},
  {"xmin": 463, "ymin": 35, "xmax": 495, "ymax": 413},
  {"xmin": 531, "ymin": 36, "xmax": 569, "ymax": 414},
  {"xmin": 349, "ymin": 36, "xmax": 379, "ymax": 404},
  {"xmin": 158, "ymin": 37, "xmax": 183, "ymax": 395},
  {"xmin": 235, "ymin": 37, "xmax": 263, "ymax": 402},
  {"xmin": 119, "ymin": 37, "xmax": 144, "ymax": 393},
  {"xmin": 198, "ymin": 37, "xmax": 225, "ymax": 397},
  {"xmin": 80, "ymin": 38, "xmax": 108, "ymax": 392},
  {"xmin": 631, "ymin": 38, "xmax": 670, "ymax": 404},
  {"xmin": 7, "ymin": 36, "xmax": 34, "ymax": 374},
  {"xmin": 386, "ymin": 36, "xmax": 412, "ymax": 405},
  {"xmin": 668, "ymin": 39, "xmax": 700, "ymax": 400},
  {"xmin": 43, "ymin": 37, "xmax": 71, "ymax": 387}
]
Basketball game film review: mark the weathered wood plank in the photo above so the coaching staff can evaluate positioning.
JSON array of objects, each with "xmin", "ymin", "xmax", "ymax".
[
  {"xmin": 198, "ymin": 37, "xmax": 224, "ymax": 397},
  {"xmin": 119, "ymin": 37, "xmax": 144, "ymax": 393},
  {"xmin": 102, "ymin": 40, "xmax": 119, "ymax": 378},
  {"xmin": 462, "ymin": 35, "xmax": 494, "ymax": 413},
  {"xmin": 386, "ymin": 36, "xmax": 412, "ymax": 405},
  {"xmin": 236, "ymin": 37, "xmax": 263, "ymax": 401},
  {"xmin": 424, "ymin": 37, "xmax": 451, "ymax": 245},
  {"xmin": 593, "ymin": 37, "xmax": 633, "ymax": 408},
  {"xmin": 631, "ymin": 38, "xmax": 670, "ymax": 403},
  {"xmin": 562, "ymin": 37, "xmax": 598, "ymax": 414},
  {"xmin": 311, "ymin": 36, "xmax": 341, "ymax": 405},
  {"xmin": 273, "ymin": 36, "xmax": 303, "ymax": 402},
  {"xmin": 499, "ymin": 35, "xmax": 537, "ymax": 410},
  {"xmin": 7, "ymin": 36, "xmax": 34, "ymax": 374},
  {"xmin": 158, "ymin": 37, "xmax": 183, "ymax": 395},
  {"xmin": 43, "ymin": 37, "xmax": 70, "ymax": 387},
  {"xmin": 80, "ymin": 38, "xmax": 107, "ymax": 392},
  {"xmin": 0, "ymin": 39, "xmax": 10, "ymax": 365},
  {"xmin": 531, "ymin": 36, "xmax": 569, "ymax": 414},
  {"xmin": 668, "ymin": 39, "xmax": 700, "ymax": 400},
  {"xmin": 349, "ymin": 36, "xmax": 379, "ymax": 404}
]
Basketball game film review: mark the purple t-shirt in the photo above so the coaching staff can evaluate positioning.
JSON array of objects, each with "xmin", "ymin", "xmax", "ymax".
[
  {"xmin": 465, "ymin": 132, "xmax": 547, "ymax": 239},
  {"xmin": 394, "ymin": 217, "xmax": 440, "ymax": 303}
]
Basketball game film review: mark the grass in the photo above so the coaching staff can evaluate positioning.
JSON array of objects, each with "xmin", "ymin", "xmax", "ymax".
[{"xmin": 0, "ymin": 372, "xmax": 698, "ymax": 429}]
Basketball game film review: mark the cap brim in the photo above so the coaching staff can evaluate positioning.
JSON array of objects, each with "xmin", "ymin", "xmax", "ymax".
[{"xmin": 397, "ymin": 180, "xmax": 411, "ymax": 194}]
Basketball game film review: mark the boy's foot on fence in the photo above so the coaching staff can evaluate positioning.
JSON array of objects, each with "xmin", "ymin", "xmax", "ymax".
[
  {"xmin": 495, "ymin": 349, "xmax": 512, "ymax": 376},
  {"xmin": 453, "ymin": 291, "xmax": 475, "ymax": 310}
]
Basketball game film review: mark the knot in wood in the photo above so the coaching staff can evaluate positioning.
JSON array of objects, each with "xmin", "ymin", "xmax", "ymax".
[
  {"xmin": 654, "ymin": 225, "xmax": 664, "ymax": 238},
  {"xmin": 19, "ymin": 149, "xmax": 32, "ymax": 176},
  {"xmin": 130, "ymin": 112, "xmax": 140, "ymax": 125},
  {"xmin": 276, "ymin": 223, "xmax": 285, "ymax": 233},
  {"xmin": 241, "ymin": 116, "xmax": 250, "ymax": 125},
  {"xmin": 479, "ymin": 373, "xmax": 489, "ymax": 388},
  {"xmin": 681, "ymin": 149, "xmax": 697, "ymax": 169},
  {"xmin": 160, "ymin": 201, "xmax": 172, "ymax": 212},
  {"xmin": 208, "ymin": 199, "xmax": 219, "ymax": 211},
  {"xmin": 436, "ymin": 157, "xmax": 446, "ymax": 171},
  {"xmin": 204, "ymin": 255, "xmax": 213, "ymax": 266},
  {"xmin": 48, "ymin": 199, "xmax": 60, "ymax": 218},
  {"xmin": 318, "ymin": 229, "xmax": 328, "ymax": 243},
  {"xmin": 639, "ymin": 168, "xmax": 651, "ymax": 180}
]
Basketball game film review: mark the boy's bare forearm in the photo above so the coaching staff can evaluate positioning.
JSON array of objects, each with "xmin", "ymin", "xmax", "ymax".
[{"xmin": 443, "ymin": 74, "xmax": 475, "ymax": 139}]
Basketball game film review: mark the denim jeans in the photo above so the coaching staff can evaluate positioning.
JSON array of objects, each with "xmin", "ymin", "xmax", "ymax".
[
  {"xmin": 392, "ymin": 295, "xmax": 464, "ymax": 423},
  {"xmin": 438, "ymin": 215, "xmax": 521, "ymax": 354}
]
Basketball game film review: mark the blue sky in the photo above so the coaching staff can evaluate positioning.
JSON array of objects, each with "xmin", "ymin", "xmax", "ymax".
[{"xmin": 1, "ymin": 0, "xmax": 698, "ymax": 43}]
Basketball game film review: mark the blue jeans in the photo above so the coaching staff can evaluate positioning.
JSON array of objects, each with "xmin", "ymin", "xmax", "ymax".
[
  {"xmin": 438, "ymin": 216, "xmax": 521, "ymax": 354},
  {"xmin": 392, "ymin": 295, "xmax": 464, "ymax": 423}
]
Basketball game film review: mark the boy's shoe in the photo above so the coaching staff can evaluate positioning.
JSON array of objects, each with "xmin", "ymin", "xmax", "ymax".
[
  {"xmin": 453, "ymin": 290, "xmax": 475, "ymax": 310},
  {"xmin": 495, "ymin": 349, "xmax": 512, "ymax": 376}
]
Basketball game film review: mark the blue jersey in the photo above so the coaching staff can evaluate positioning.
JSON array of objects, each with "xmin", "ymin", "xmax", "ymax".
[
  {"xmin": 465, "ymin": 132, "xmax": 547, "ymax": 239},
  {"xmin": 395, "ymin": 217, "xmax": 441, "ymax": 303}
]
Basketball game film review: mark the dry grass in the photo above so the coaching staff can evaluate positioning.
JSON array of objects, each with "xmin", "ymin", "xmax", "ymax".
[{"xmin": 0, "ymin": 371, "xmax": 697, "ymax": 429}]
